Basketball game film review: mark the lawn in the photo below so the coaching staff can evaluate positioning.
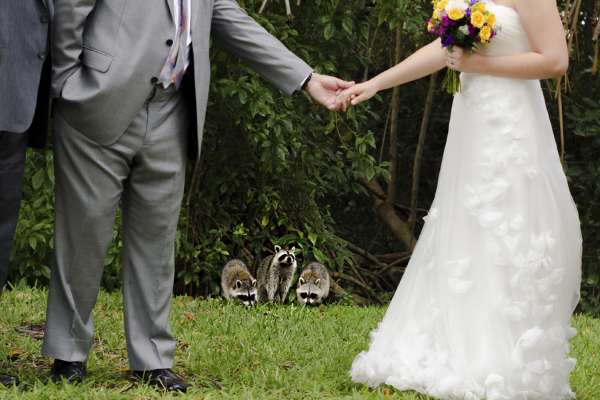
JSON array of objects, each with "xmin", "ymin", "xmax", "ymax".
[{"xmin": 0, "ymin": 287, "xmax": 599, "ymax": 399}]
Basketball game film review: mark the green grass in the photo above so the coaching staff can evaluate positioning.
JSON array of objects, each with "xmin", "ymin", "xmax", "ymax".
[{"xmin": 0, "ymin": 287, "xmax": 599, "ymax": 399}]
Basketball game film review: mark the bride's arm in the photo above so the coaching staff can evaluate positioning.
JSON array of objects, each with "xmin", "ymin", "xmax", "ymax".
[
  {"xmin": 340, "ymin": 38, "xmax": 447, "ymax": 105},
  {"xmin": 448, "ymin": 0, "xmax": 568, "ymax": 79}
]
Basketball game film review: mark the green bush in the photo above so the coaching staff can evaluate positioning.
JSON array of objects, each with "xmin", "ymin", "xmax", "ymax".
[
  {"xmin": 10, "ymin": 150, "xmax": 54, "ymax": 286},
  {"xmin": 8, "ymin": 0, "xmax": 600, "ymax": 314}
]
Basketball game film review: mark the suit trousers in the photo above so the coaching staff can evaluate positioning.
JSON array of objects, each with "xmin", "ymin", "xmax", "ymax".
[
  {"xmin": 42, "ymin": 85, "xmax": 190, "ymax": 370},
  {"xmin": 0, "ymin": 132, "xmax": 29, "ymax": 292}
]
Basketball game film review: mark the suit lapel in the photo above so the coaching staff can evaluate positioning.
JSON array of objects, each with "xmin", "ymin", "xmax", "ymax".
[
  {"xmin": 166, "ymin": 0, "xmax": 175, "ymax": 21},
  {"xmin": 40, "ymin": 0, "xmax": 47, "ymax": 9}
]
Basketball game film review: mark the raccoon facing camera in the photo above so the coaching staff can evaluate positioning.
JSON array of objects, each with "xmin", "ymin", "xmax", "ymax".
[
  {"xmin": 257, "ymin": 244, "xmax": 298, "ymax": 304},
  {"xmin": 296, "ymin": 262, "xmax": 330, "ymax": 306},
  {"xmin": 221, "ymin": 259, "xmax": 257, "ymax": 307}
]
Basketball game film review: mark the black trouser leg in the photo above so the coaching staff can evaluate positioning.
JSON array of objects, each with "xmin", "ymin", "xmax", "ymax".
[
  {"xmin": 0, "ymin": 131, "xmax": 27, "ymax": 386},
  {"xmin": 0, "ymin": 131, "xmax": 28, "ymax": 292}
]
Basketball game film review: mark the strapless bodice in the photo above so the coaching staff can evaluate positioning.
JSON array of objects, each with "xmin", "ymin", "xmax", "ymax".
[
  {"xmin": 461, "ymin": 2, "xmax": 536, "ymax": 95},
  {"xmin": 475, "ymin": 2, "xmax": 531, "ymax": 57}
]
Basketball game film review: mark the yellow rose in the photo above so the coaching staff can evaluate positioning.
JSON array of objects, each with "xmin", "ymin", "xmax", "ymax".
[
  {"xmin": 472, "ymin": 2, "xmax": 486, "ymax": 12},
  {"xmin": 480, "ymin": 24, "xmax": 492, "ymax": 42},
  {"xmin": 448, "ymin": 7, "xmax": 466, "ymax": 20},
  {"xmin": 486, "ymin": 13, "xmax": 496, "ymax": 28},
  {"xmin": 436, "ymin": 0, "xmax": 448, "ymax": 10},
  {"xmin": 470, "ymin": 11, "xmax": 485, "ymax": 28}
]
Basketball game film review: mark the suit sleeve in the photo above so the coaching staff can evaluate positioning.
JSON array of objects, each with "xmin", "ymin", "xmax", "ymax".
[
  {"xmin": 211, "ymin": 0, "xmax": 313, "ymax": 96},
  {"xmin": 51, "ymin": 0, "xmax": 97, "ymax": 97}
]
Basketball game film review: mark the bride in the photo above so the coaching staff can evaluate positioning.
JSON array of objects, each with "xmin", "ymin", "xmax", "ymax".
[{"xmin": 339, "ymin": 0, "xmax": 582, "ymax": 398}]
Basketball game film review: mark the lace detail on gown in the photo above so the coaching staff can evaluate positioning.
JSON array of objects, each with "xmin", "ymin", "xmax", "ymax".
[{"xmin": 350, "ymin": 3, "xmax": 582, "ymax": 399}]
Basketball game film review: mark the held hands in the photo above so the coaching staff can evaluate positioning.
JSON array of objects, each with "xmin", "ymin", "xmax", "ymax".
[
  {"xmin": 336, "ymin": 80, "xmax": 379, "ymax": 108},
  {"xmin": 446, "ymin": 47, "xmax": 479, "ymax": 73},
  {"xmin": 305, "ymin": 73, "xmax": 356, "ymax": 111}
]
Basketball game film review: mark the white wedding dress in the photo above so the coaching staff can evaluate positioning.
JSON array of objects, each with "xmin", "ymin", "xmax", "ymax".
[{"xmin": 350, "ymin": 3, "xmax": 582, "ymax": 399}]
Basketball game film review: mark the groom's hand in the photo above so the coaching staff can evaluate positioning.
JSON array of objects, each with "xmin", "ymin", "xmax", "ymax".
[{"xmin": 304, "ymin": 73, "xmax": 355, "ymax": 112}]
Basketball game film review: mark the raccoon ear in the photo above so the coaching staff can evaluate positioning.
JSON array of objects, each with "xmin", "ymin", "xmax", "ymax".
[
  {"xmin": 290, "ymin": 246, "xmax": 296, "ymax": 254},
  {"xmin": 274, "ymin": 245, "xmax": 281, "ymax": 253},
  {"xmin": 315, "ymin": 279, "xmax": 320, "ymax": 285},
  {"xmin": 299, "ymin": 277, "xmax": 305, "ymax": 285},
  {"xmin": 235, "ymin": 280, "xmax": 242, "ymax": 289},
  {"xmin": 252, "ymin": 279, "xmax": 257, "ymax": 287}
]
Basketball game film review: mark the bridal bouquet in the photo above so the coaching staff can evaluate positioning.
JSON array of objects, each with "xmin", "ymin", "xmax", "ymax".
[{"xmin": 427, "ymin": 0, "xmax": 498, "ymax": 93}]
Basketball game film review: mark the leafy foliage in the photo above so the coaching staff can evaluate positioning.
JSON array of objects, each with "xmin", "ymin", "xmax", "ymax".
[
  {"xmin": 8, "ymin": 0, "xmax": 600, "ymax": 313},
  {"xmin": 10, "ymin": 150, "xmax": 54, "ymax": 286}
]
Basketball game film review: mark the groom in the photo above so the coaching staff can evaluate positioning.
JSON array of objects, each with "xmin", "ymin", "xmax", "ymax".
[
  {"xmin": 0, "ymin": 0, "xmax": 52, "ymax": 388},
  {"xmin": 43, "ymin": 0, "xmax": 352, "ymax": 392}
]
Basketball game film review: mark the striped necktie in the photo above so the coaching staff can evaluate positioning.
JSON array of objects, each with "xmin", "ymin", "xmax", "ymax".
[{"xmin": 159, "ymin": 0, "xmax": 191, "ymax": 89}]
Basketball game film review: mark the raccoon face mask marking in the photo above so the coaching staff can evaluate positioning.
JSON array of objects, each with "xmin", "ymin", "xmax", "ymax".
[
  {"xmin": 231, "ymin": 279, "xmax": 258, "ymax": 307},
  {"xmin": 274, "ymin": 245, "xmax": 297, "ymax": 267},
  {"xmin": 296, "ymin": 262, "xmax": 330, "ymax": 306},
  {"xmin": 222, "ymin": 259, "xmax": 258, "ymax": 307},
  {"xmin": 236, "ymin": 292, "xmax": 257, "ymax": 307},
  {"xmin": 297, "ymin": 283, "xmax": 323, "ymax": 305}
]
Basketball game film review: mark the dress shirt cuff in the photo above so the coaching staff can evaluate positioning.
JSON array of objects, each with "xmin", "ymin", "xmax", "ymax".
[{"xmin": 297, "ymin": 71, "xmax": 314, "ymax": 93}]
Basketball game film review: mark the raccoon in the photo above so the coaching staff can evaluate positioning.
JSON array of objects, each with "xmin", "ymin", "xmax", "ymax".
[
  {"xmin": 257, "ymin": 245, "xmax": 297, "ymax": 304},
  {"xmin": 296, "ymin": 262, "xmax": 330, "ymax": 306},
  {"xmin": 221, "ymin": 259, "xmax": 257, "ymax": 307}
]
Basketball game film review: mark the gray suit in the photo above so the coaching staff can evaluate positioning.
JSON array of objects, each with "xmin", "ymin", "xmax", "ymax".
[
  {"xmin": 42, "ymin": 0, "xmax": 312, "ymax": 370},
  {"xmin": 0, "ymin": 0, "xmax": 53, "ymax": 290},
  {"xmin": 0, "ymin": 0, "xmax": 53, "ymax": 137},
  {"xmin": 49, "ymin": 0, "xmax": 311, "ymax": 154}
]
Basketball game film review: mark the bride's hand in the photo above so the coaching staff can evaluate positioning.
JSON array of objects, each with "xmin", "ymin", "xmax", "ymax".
[
  {"xmin": 337, "ymin": 80, "xmax": 379, "ymax": 107},
  {"xmin": 446, "ymin": 47, "xmax": 480, "ymax": 73}
]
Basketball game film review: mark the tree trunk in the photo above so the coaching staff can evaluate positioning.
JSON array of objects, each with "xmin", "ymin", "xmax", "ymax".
[
  {"xmin": 387, "ymin": 26, "xmax": 402, "ymax": 206},
  {"xmin": 359, "ymin": 177, "xmax": 415, "ymax": 248},
  {"xmin": 408, "ymin": 73, "xmax": 438, "ymax": 238}
]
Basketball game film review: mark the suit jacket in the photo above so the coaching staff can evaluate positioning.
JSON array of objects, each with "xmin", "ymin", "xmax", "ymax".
[
  {"xmin": 0, "ymin": 0, "xmax": 53, "ymax": 146},
  {"xmin": 52, "ymin": 0, "xmax": 313, "ymax": 158}
]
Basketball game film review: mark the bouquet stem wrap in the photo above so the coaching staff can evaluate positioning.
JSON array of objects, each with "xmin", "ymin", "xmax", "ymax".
[{"xmin": 443, "ymin": 61, "xmax": 462, "ymax": 94}]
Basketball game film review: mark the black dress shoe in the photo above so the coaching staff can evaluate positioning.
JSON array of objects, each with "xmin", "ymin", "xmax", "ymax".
[
  {"xmin": 133, "ymin": 369, "xmax": 189, "ymax": 393},
  {"xmin": 50, "ymin": 359, "xmax": 86, "ymax": 384},
  {"xmin": 0, "ymin": 373, "xmax": 19, "ymax": 387}
]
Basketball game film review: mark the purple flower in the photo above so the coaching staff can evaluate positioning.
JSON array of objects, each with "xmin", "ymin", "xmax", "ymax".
[
  {"xmin": 441, "ymin": 34, "xmax": 455, "ymax": 47},
  {"xmin": 442, "ymin": 16, "xmax": 450, "ymax": 27}
]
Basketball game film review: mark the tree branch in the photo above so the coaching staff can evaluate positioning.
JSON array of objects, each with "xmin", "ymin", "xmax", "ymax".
[
  {"xmin": 346, "ymin": 241, "xmax": 388, "ymax": 268},
  {"xmin": 259, "ymin": 0, "xmax": 268, "ymax": 13},
  {"xmin": 387, "ymin": 26, "xmax": 402, "ymax": 205},
  {"xmin": 331, "ymin": 271, "xmax": 383, "ymax": 304},
  {"xmin": 358, "ymin": 177, "xmax": 415, "ymax": 248},
  {"xmin": 409, "ymin": 73, "xmax": 437, "ymax": 238}
]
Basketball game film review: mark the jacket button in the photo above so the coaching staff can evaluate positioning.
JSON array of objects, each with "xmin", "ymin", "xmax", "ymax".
[
  {"xmin": 150, "ymin": 77, "xmax": 159, "ymax": 84},
  {"xmin": 166, "ymin": 39, "xmax": 174, "ymax": 46},
  {"xmin": 38, "ymin": 52, "xmax": 47, "ymax": 60}
]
